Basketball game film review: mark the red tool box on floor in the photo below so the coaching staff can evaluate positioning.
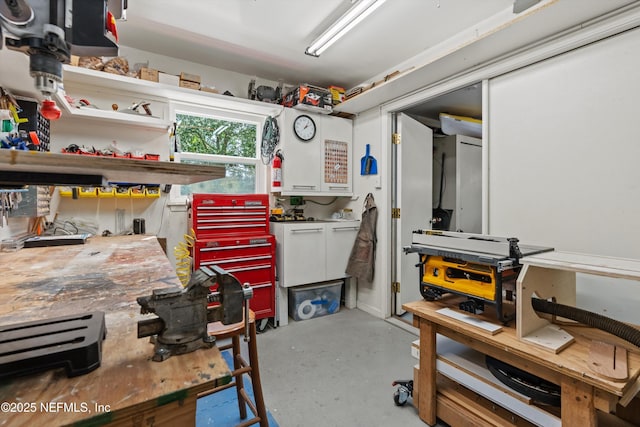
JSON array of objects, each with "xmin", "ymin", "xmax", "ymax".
[{"xmin": 190, "ymin": 194, "xmax": 275, "ymax": 322}]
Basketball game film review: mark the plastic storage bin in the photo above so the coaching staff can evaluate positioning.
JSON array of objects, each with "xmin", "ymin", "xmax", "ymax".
[{"xmin": 288, "ymin": 281, "xmax": 342, "ymax": 321}]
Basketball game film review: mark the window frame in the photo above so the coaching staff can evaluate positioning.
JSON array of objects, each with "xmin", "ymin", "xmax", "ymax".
[{"xmin": 168, "ymin": 102, "xmax": 268, "ymax": 202}]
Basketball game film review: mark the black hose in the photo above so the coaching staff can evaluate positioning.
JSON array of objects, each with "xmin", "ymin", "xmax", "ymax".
[{"xmin": 531, "ymin": 298, "xmax": 640, "ymax": 348}]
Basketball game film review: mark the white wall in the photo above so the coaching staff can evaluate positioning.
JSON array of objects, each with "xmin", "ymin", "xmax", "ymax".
[
  {"xmin": 350, "ymin": 108, "xmax": 388, "ymax": 318},
  {"xmin": 119, "ymin": 46, "xmax": 286, "ymax": 99},
  {"xmin": 487, "ymin": 27, "xmax": 640, "ymax": 323}
]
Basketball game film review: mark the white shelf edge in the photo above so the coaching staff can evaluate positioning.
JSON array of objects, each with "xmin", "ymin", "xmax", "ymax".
[
  {"xmin": 61, "ymin": 65, "xmax": 284, "ymax": 117},
  {"xmin": 54, "ymin": 90, "xmax": 171, "ymax": 130}
]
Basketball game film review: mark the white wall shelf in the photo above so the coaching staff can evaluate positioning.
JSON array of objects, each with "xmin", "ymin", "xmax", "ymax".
[
  {"xmin": 61, "ymin": 65, "xmax": 283, "ymax": 117},
  {"xmin": 54, "ymin": 90, "xmax": 171, "ymax": 131}
]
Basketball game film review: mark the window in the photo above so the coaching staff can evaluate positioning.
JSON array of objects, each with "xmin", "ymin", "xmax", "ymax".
[{"xmin": 170, "ymin": 104, "xmax": 266, "ymax": 198}]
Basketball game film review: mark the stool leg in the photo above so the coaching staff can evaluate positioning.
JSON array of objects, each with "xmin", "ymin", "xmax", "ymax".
[
  {"xmin": 232, "ymin": 334, "xmax": 248, "ymax": 420},
  {"xmin": 247, "ymin": 321, "xmax": 269, "ymax": 427}
]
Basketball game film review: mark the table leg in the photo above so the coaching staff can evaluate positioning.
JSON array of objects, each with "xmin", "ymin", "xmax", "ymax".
[
  {"xmin": 561, "ymin": 376, "xmax": 597, "ymax": 426},
  {"xmin": 418, "ymin": 318, "xmax": 437, "ymax": 426}
]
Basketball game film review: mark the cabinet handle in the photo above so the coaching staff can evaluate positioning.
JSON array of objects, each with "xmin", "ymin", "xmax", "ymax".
[
  {"xmin": 292, "ymin": 185, "xmax": 317, "ymax": 189},
  {"xmin": 200, "ymin": 243, "xmax": 271, "ymax": 252},
  {"xmin": 328, "ymin": 186, "xmax": 347, "ymax": 190},
  {"xmin": 331, "ymin": 226, "xmax": 359, "ymax": 231},
  {"xmin": 201, "ymin": 255, "xmax": 271, "ymax": 264},
  {"xmin": 291, "ymin": 228, "xmax": 323, "ymax": 233},
  {"xmin": 226, "ymin": 264, "xmax": 271, "ymax": 273}
]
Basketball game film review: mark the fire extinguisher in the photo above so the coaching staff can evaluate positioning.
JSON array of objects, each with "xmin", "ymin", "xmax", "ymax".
[{"xmin": 272, "ymin": 150, "xmax": 283, "ymax": 190}]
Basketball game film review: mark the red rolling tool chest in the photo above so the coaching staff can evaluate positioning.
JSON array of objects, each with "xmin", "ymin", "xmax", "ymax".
[{"xmin": 190, "ymin": 194, "xmax": 275, "ymax": 322}]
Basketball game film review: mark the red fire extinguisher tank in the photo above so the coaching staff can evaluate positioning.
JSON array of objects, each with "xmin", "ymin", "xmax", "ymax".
[{"xmin": 272, "ymin": 150, "xmax": 282, "ymax": 190}]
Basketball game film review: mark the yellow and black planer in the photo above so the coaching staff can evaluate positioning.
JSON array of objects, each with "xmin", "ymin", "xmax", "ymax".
[{"xmin": 405, "ymin": 230, "xmax": 553, "ymax": 323}]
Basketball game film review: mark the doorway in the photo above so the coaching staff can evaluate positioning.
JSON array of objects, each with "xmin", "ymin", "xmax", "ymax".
[{"xmin": 390, "ymin": 84, "xmax": 483, "ymax": 321}]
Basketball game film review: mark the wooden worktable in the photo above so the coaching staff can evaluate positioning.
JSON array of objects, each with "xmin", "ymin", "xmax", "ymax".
[
  {"xmin": 0, "ymin": 235, "xmax": 230, "ymax": 427},
  {"xmin": 404, "ymin": 297, "xmax": 640, "ymax": 426}
]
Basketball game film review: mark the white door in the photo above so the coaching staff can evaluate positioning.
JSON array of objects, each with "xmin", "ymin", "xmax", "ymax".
[{"xmin": 394, "ymin": 113, "xmax": 433, "ymax": 313}]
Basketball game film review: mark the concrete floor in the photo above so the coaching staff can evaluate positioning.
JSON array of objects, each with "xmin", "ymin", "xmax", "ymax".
[{"xmin": 254, "ymin": 308, "xmax": 445, "ymax": 427}]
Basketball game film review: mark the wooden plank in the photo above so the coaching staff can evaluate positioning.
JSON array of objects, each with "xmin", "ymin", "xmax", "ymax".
[
  {"xmin": 0, "ymin": 150, "xmax": 225, "ymax": 185},
  {"xmin": 418, "ymin": 318, "xmax": 437, "ymax": 426},
  {"xmin": 521, "ymin": 324, "xmax": 575, "ymax": 354},
  {"xmin": 436, "ymin": 307, "xmax": 503, "ymax": 335},
  {"xmin": 561, "ymin": 377, "xmax": 597, "ymax": 427},
  {"xmin": 619, "ymin": 376, "xmax": 640, "ymax": 407},
  {"xmin": 521, "ymin": 251, "xmax": 640, "ymax": 281},
  {"xmin": 516, "ymin": 264, "xmax": 576, "ymax": 340},
  {"xmin": 589, "ymin": 341, "xmax": 628, "ymax": 381}
]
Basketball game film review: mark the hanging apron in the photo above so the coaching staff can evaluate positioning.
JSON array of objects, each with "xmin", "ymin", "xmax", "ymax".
[{"xmin": 345, "ymin": 193, "xmax": 377, "ymax": 283}]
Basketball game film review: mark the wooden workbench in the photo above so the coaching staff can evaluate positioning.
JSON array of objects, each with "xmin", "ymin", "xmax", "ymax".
[
  {"xmin": 404, "ymin": 297, "xmax": 640, "ymax": 426},
  {"xmin": 0, "ymin": 235, "xmax": 231, "ymax": 427}
]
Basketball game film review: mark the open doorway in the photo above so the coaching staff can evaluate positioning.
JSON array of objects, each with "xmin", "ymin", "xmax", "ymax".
[{"xmin": 390, "ymin": 83, "xmax": 484, "ymax": 323}]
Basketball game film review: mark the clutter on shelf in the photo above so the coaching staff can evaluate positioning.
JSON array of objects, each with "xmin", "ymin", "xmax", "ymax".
[
  {"xmin": 1, "ymin": 88, "xmax": 50, "ymax": 152},
  {"xmin": 283, "ymin": 83, "xmax": 333, "ymax": 113},
  {"xmin": 59, "ymin": 184, "xmax": 160, "ymax": 199},
  {"xmin": 61, "ymin": 143, "xmax": 159, "ymax": 160}
]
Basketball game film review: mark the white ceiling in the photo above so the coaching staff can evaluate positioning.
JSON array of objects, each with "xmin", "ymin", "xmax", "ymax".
[
  {"xmin": 115, "ymin": 0, "xmax": 640, "ymax": 121},
  {"xmin": 116, "ymin": 0, "xmax": 516, "ymax": 90},
  {"xmin": 1, "ymin": 0, "xmax": 637, "ymax": 119}
]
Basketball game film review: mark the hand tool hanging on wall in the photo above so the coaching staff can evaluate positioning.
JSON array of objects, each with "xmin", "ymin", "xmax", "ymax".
[{"xmin": 360, "ymin": 144, "xmax": 377, "ymax": 175}]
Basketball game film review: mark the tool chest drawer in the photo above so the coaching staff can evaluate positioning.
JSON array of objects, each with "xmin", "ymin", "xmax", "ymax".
[
  {"xmin": 194, "ymin": 235, "xmax": 276, "ymax": 320},
  {"xmin": 191, "ymin": 193, "xmax": 269, "ymax": 238}
]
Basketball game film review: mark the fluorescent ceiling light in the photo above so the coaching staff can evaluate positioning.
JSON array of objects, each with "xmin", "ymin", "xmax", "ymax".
[{"xmin": 305, "ymin": 0, "xmax": 387, "ymax": 57}]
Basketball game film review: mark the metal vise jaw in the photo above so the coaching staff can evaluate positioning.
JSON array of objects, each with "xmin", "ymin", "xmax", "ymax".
[{"xmin": 137, "ymin": 265, "xmax": 253, "ymax": 361}]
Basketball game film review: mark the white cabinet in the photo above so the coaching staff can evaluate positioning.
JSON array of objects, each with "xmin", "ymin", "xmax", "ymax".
[
  {"xmin": 271, "ymin": 220, "xmax": 359, "ymax": 325},
  {"xmin": 277, "ymin": 108, "xmax": 353, "ymax": 196},
  {"xmin": 325, "ymin": 221, "xmax": 359, "ymax": 279},
  {"xmin": 433, "ymin": 134, "xmax": 482, "ymax": 233},
  {"xmin": 273, "ymin": 222, "xmax": 327, "ymax": 287}
]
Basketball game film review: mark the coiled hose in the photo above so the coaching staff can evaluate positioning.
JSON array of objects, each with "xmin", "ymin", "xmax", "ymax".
[
  {"xmin": 174, "ymin": 229, "xmax": 196, "ymax": 287},
  {"xmin": 531, "ymin": 298, "xmax": 640, "ymax": 348}
]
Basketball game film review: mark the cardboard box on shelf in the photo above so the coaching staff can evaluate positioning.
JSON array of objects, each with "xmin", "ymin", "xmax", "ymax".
[
  {"xmin": 179, "ymin": 80, "xmax": 201, "ymax": 90},
  {"xmin": 158, "ymin": 72, "xmax": 180, "ymax": 86},
  {"xmin": 180, "ymin": 72, "xmax": 201, "ymax": 84},
  {"xmin": 200, "ymin": 85, "xmax": 219, "ymax": 94},
  {"xmin": 138, "ymin": 67, "xmax": 159, "ymax": 82}
]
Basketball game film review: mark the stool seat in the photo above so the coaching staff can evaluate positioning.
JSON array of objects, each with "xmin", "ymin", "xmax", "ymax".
[
  {"xmin": 207, "ymin": 310, "xmax": 255, "ymax": 341},
  {"xmin": 200, "ymin": 310, "xmax": 268, "ymax": 427}
]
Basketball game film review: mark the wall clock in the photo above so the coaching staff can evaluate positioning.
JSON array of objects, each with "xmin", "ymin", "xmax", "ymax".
[{"xmin": 293, "ymin": 114, "xmax": 316, "ymax": 142}]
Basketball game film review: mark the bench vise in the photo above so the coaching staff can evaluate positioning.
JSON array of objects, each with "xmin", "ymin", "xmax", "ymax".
[{"xmin": 137, "ymin": 265, "xmax": 253, "ymax": 361}]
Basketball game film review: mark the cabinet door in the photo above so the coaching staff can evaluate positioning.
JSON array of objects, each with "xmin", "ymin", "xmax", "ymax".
[
  {"xmin": 321, "ymin": 115, "xmax": 352, "ymax": 194},
  {"xmin": 280, "ymin": 109, "xmax": 322, "ymax": 193},
  {"xmin": 325, "ymin": 221, "xmax": 359, "ymax": 279},
  {"xmin": 280, "ymin": 223, "xmax": 326, "ymax": 287}
]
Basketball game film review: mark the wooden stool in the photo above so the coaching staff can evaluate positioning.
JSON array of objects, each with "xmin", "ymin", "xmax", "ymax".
[{"xmin": 200, "ymin": 310, "xmax": 269, "ymax": 427}]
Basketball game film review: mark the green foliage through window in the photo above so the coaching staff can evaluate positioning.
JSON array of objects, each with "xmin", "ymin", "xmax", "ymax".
[
  {"xmin": 176, "ymin": 114, "xmax": 256, "ymax": 157},
  {"xmin": 174, "ymin": 113, "xmax": 259, "ymax": 195}
]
